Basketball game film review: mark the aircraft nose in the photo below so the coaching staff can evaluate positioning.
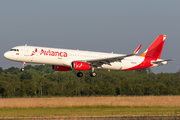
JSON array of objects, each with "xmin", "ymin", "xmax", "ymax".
[{"xmin": 4, "ymin": 51, "xmax": 12, "ymax": 59}]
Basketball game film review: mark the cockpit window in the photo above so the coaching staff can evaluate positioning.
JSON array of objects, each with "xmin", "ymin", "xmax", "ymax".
[{"xmin": 10, "ymin": 49, "xmax": 19, "ymax": 52}]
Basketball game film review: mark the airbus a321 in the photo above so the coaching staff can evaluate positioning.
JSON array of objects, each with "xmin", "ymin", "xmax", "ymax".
[{"xmin": 4, "ymin": 35, "xmax": 174, "ymax": 77}]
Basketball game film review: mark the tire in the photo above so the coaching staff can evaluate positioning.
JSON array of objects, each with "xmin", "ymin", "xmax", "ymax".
[
  {"xmin": 90, "ymin": 72, "xmax": 97, "ymax": 77},
  {"xmin": 77, "ymin": 72, "xmax": 83, "ymax": 77}
]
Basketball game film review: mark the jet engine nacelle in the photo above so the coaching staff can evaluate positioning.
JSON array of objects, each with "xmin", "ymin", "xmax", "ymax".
[
  {"xmin": 71, "ymin": 61, "xmax": 90, "ymax": 70},
  {"xmin": 52, "ymin": 65, "xmax": 71, "ymax": 71}
]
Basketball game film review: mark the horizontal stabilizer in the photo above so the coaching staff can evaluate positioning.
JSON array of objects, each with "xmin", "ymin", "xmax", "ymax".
[{"xmin": 151, "ymin": 59, "xmax": 175, "ymax": 64}]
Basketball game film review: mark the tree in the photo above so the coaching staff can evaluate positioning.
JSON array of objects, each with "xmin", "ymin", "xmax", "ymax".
[
  {"xmin": 0, "ymin": 81, "xmax": 14, "ymax": 97},
  {"xmin": 20, "ymin": 71, "xmax": 33, "ymax": 82},
  {"xmin": 0, "ymin": 67, "xmax": 3, "ymax": 74},
  {"xmin": 43, "ymin": 80, "xmax": 56, "ymax": 96},
  {"xmin": 121, "ymin": 80, "xmax": 132, "ymax": 95}
]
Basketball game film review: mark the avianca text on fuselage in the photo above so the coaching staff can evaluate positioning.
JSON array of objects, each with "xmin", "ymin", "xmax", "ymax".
[
  {"xmin": 31, "ymin": 48, "xmax": 67, "ymax": 57},
  {"xmin": 4, "ymin": 35, "xmax": 174, "ymax": 77}
]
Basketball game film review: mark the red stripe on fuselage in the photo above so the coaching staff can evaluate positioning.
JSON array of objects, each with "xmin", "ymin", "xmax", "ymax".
[{"xmin": 122, "ymin": 57, "xmax": 155, "ymax": 71}]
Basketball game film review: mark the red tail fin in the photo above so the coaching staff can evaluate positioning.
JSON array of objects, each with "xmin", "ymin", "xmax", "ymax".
[{"xmin": 139, "ymin": 35, "xmax": 166, "ymax": 59}]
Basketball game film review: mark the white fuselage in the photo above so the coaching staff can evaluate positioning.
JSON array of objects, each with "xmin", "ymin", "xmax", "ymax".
[{"xmin": 4, "ymin": 46, "xmax": 147, "ymax": 71}]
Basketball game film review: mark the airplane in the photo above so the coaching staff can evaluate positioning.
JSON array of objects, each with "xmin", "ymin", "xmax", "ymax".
[{"xmin": 4, "ymin": 35, "xmax": 174, "ymax": 77}]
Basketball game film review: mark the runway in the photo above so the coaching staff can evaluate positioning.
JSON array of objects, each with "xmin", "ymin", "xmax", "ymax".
[{"xmin": 1, "ymin": 116, "xmax": 180, "ymax": 120}]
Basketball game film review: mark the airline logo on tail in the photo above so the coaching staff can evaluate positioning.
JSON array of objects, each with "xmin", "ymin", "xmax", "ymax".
[{"xmin": 139, "ymin": 35, "xmax": 166, "ymax": 59}]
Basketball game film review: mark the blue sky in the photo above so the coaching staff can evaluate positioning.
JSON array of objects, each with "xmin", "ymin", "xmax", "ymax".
[{"xmin": 1, "ymin": 0, "xmax": 180, "ymax": 73}]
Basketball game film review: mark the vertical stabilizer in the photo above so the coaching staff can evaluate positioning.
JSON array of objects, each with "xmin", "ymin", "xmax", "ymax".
[{"xmin": 139, "ymin": 35, "xmax": 166, "ymax": 59}]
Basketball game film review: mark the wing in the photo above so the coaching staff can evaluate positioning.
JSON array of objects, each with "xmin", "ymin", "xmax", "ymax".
[{"xmin": 82, "ymin": 44, "xmax": 142, "ymax": 67}]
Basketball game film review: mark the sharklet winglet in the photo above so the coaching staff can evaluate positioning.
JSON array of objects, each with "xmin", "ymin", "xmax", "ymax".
[{"xmin": 134, "ymin": 44, "xmax": 142, "ymax": 54}]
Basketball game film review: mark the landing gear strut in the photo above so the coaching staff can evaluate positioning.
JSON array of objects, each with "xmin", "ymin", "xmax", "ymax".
[
  {"xmin": 90, "ymin": 67, "xmax": 97, "ymax": 77},
  {"xmin": 21, "ymin": 62, "xmax": 26, "ymax": 72}
]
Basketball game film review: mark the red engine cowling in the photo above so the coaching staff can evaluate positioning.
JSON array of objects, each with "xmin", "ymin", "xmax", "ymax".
[
  {"xmin": 72, "ymin": 61, "xmax": 90, "ymax": 70},
  {"xmin": 52, "ymin": 65, "xmax": 71, "ymax": 71}
]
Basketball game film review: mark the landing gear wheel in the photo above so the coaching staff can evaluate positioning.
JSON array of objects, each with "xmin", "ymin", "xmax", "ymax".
[
  {"xmin": 77, "ymin": 72, "xmax": 83, "ymax": 77},
  {"xmin": 90, "ymin": 72, "xmax": 97, "ymax": 77},
  {"xmin": 21, "ymin": 68, "xmax": 24, "ymax": 72}
]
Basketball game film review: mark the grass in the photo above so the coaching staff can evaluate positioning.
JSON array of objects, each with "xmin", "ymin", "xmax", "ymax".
[
  {"xmin": 0, "ymin": 106, "xmax": 180, "ymax": 118},
  {"xmin": 0, "ymin": 96, "xmax": 180, "ymax": 108},
  {"xmin": 0, "ymin": 96, "xmax": 180, "ymax": 118}
]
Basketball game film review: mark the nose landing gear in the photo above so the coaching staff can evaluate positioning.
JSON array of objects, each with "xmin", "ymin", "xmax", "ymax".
[
  {"xmin": 90, "ymin": 67, "xmax": 97, "ymax": 77},
  {"xmin": 90, "ymin": 72, "xmax": 97, "ymax": 77},
  {"xmin": 21, "ymin": 62, "xmax": 26, "ymax": 72}
]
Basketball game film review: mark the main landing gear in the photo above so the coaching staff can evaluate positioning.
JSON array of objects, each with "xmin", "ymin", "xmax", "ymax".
[
  {"xmin": 77, "ymin": 67, "xmax": 97, "ymax": 77},
  {"xmin": 77, "ymin": 71, "xmax": 83, "ymax": 77},
  {"xmin": 90, "ymin": 67, "xmax": 97, "ymax": 77},
  {"xmin": 21, "ymin": 62, "xmax": 26, "ymax": 72},
  {"xmin": 90, "ymin": 72, "xmax": 97, "ymax": 77}
]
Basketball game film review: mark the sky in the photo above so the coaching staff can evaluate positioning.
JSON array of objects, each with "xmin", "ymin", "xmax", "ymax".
[{"xmin": 0, "ymin": 0, "xmax": 180, "ymax": 73}]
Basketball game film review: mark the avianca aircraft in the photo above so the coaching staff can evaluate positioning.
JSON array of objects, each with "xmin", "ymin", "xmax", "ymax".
[{"xmin": 4, "ymin": 35, "xmax": 174, "ymax": 77}]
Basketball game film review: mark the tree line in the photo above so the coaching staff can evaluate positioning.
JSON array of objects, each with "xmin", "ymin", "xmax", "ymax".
[{"xmin": 0, "ymin": 65, "xmax": 180, "ymax": 97}]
